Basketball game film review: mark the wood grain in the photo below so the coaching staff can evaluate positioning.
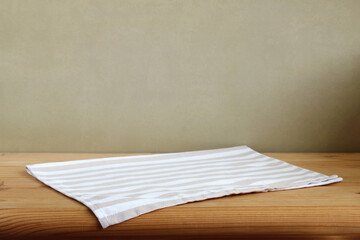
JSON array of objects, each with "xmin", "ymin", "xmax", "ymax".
[{"xmin": 0, "ymin": 153, "xmax": 359, "ymax": 239}]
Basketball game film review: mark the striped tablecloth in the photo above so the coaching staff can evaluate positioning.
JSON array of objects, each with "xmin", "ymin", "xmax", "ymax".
[{"xmin": 26, "ymin": 146, "xmax": 342, "ymax": 228}]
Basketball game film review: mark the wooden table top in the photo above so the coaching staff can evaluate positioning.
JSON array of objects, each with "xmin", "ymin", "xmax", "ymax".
[{"xmin": 1, "ymin": 153, "xmax": 359, "ymax": 239}]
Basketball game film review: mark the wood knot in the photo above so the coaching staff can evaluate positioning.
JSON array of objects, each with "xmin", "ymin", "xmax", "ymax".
[{"xmin": 0, "ymin": 181, "xmax": 10, "ymax": 191}]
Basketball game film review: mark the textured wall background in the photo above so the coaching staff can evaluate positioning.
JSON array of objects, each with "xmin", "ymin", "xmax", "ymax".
[{"xmin": 1, "ymin": 0, "xmax": 359, "ymax": 153}]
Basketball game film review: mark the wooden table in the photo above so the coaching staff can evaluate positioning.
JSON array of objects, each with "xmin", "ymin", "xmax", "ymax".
[{"xmin": 1, "ymin": 153, "xmax": 359, "ymax": 239}]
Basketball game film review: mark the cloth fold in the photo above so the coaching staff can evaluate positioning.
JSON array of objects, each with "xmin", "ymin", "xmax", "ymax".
[{"xmin": 26, "ymin": 146, "xmax": 342, "ymax": 228}]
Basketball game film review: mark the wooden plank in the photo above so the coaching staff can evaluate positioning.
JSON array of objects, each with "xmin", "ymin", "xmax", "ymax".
[{"xmin": 0, "ymin": 153, "xmax": 359, "ymax": 239}]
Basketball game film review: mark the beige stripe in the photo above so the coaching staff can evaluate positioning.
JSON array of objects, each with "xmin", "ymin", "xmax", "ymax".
[
  {"xmin": 265, "ymin": 172, "xmax": 325, "ymax": 188},
  {"xmin": 97, "ymin": 186, "xmax": 262, "ymax": 227},
  {"xmin": 32, "ymin": 146, "xmax": 249, "ymax": 172},
  {"xmin": 57, "ymin": 155, "xmax": 276, "ymax": 187},
  {"xmin": 118, "ymin": 167, "xmax": 304, "ymax": 197},
  {"xmin": 117, "ymin": 166, "xmax": 305, "ymax": 199},
  {"xmin": 82, "ymin": 164, "xmax": 300, "ymax": 202},
  {"xmin": 98, "ymin": 174, "xmax": 338, "ymax": 228},
  {"xmin": 89, "ymin": 168, "xmax": 306, "ymax": 210},
  {"xmin": 37, "ymin": 151, "xmax": 259, "ymax": 178},
  {"xmin": 63, "ymin": 161, "xmax": 285, "ymax": 192},
  {"xmin": 69, "ymin": 161, "xmax": 288, "ymax": 194}
]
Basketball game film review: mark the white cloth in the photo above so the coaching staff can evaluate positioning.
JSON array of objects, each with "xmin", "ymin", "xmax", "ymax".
[{"xmin": 26, "ymin": 146, "xmax": 342, "ymax": 228}]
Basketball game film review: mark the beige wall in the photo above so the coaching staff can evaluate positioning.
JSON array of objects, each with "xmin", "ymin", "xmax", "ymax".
[{"xmin": 1, "ymin": 0, "xmax": 359, "ymax": 153}]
